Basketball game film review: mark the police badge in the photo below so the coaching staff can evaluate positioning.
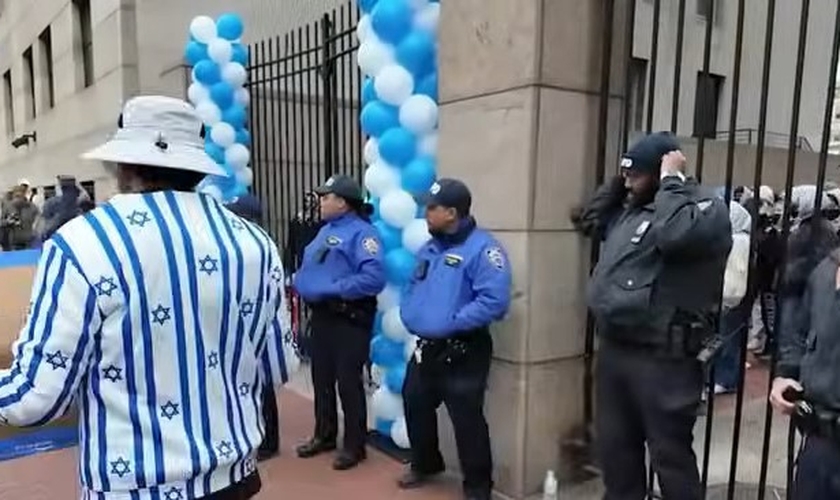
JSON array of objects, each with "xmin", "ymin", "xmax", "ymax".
[
  {"xmin": 362, "ymin": 237, "xmax": 379, "ymax": 255},
  {"xmin": 485, "ymin": 247, "xmax": 505, "ymax": 270}
]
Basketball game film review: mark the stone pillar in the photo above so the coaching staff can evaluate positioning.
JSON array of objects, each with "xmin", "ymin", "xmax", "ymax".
[{"xmin": 435, "ymin": 1, "xmax": 630, "ymax": 497}]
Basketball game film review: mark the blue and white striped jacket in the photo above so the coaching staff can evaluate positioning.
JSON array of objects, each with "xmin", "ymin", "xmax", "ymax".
[{"xmin": 0, "ymin": 191, "xmax": 295, "ymax": 499}]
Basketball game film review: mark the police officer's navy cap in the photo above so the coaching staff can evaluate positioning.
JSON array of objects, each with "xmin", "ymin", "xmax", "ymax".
[
  {"xmin": 423, "ymin": 178, "xmax": 472, "ymax": 214},
  {"xmin": 620, "ymin": 131, "xmax": 681, "ymax": 174},
  {"xmin": 314, "ymin": 174, "xmax": 364, "ymax": 202}
]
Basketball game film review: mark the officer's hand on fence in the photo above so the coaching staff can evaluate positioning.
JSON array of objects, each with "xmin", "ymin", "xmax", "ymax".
[
  {"xmin": 769, "ymin": 377, "xmax": 803, "ymax": 415},
  {"xmin": 660, "ymin": 150, "xmax": 687, "ymax": 176}
]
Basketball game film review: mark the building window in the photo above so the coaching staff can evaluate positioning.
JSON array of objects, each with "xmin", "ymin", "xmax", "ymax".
[
  {"xmin": 693, "ymin": 71, "xmax": 724, "ymax": 139},
  {"xmin": 3, "ymin": 70, "xmax": 14, "ymax": 136},
  {"xmin": 39, "ymin": 27, "xmax": 55, "ymax": 109},
  {"xmin": 23, "ymin": 47, "xmax": 35, "ymax": 120},
  {"xmin": 72, "ymin": 0, "xmax": 94, "ymax": 88},
  {"xmin": 80, "ymin": 180, "xmax": 95, "ymax": 200},
  {"xmin": 628, "ymin": 57, "xmax": 648, "ymax": 133}
]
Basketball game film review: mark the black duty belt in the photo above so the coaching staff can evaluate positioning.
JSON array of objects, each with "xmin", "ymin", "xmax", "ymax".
[
  {"xmin": 311, "ymin": 297, "xmax": 376, "ymax": 328},
  {"xmin": 793, "ymin": 402, "xmax": 840, "ymax": 446},
  {"xmin": 415, "ymin": 328, "xmax": 489, "ymax": 366}
]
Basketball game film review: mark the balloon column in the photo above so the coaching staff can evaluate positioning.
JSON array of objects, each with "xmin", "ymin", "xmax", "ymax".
[
  {"xmin": 357, "ymin": 0, "xmax": 440, "ymax": 450},
  {"xmin": 185, "ymin": 13, "xmax": 253, "ymax": 201}
]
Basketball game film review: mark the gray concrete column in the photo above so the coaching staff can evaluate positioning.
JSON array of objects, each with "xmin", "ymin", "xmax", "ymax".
[{"xmin": 435, "ymin": 1, "xmax": 630, "ymax": 497}]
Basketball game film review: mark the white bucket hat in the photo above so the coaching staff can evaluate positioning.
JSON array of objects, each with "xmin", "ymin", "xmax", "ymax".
[{"xmin": 81, "ymin": 95, "xmax": 227, "ymax": 176}]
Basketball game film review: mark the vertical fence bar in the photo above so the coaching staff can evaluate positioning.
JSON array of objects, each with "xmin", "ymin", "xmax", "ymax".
[
  {"xmin": 268, "ymin": 37, "xmax": 283, "ymax": 246},
  {"xmin": 694, "ymin": 0, "xmax": 715, "ymax": 182},
  {"xmin": 282, "ymin": 33, "xmax": 293, "ymax": 266},
  {"xmin": 757, "ymin": 1, "xmax": 811, "ymax": 497},
  {"xmin": 620, "ymin": 0, "xmax": 637, "ymax": 156},
  {"xmin": 321, "ymin": 15, "xmax": 335, "ymax": 178},
  {"xmin": 305, "ymin": 23, "xmax": 316, "ymax": 205},
  {"xmin": 248, "ymin": 43, "xmax": 262, "ymax": 215},
  {"xmin": 262, "ymin": 40, "xmax": 275, "ymax": 241},
  {"xmin": 296, "ymin": 26, "xmax": 306, "ymax": 218},
  {"xmin": 329, "ymin": 11, "xmax": 341, "ymax": 175},
  {"xmin": 338, "ymin": 5, "xmax": 350, "ymax": 177},
  {"xmin": 350, "ymin": 5, "xmax": 363, "ymax": 183},
  {"xmin": 313, "ymin": 23, "xmax": 323, "ymax": 211},
  {"xmin": 700, "ymin": 365, "xmax": 716, "ymax": 496},
  {"xmin": 670, "ymin": 0, "xmax": 686, "ymax": 134},
  {"xmin": 812, "ymin": 0, "xmax": 840, "ymax": 216},
  {"xmin": 289, "ymin": 30, "xmax": 300, "ymax": 251},
  {"xmin": 645, "ymin": 0, "xmax": 661, "ymax": 133}
]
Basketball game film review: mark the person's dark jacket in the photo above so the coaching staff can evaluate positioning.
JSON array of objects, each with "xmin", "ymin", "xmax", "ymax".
[
  {"xmin": 574, "ymin": 175, "xmax": 732, "ymax": 350},
  {"xmin": 39, "ymin": 177, "xmax": 85, "ymax": 241},
  {"xmin": 2, "ymin": 197, "xmax": 39, "ymax": 249},
  {"xmin": 225, "ymin": 194, "xmax": 263, "ymax": 225}
]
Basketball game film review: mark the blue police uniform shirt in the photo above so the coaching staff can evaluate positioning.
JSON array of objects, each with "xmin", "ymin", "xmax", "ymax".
[
  {"xmin": 400, "ymin": 220, "xmax": 512, "ymax": 338},
  {"xmin": 293, "ymin": 212, "xmax": 386, "ymax": 301}
]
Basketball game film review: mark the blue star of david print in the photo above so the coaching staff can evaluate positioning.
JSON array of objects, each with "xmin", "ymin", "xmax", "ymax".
[
  {"xmin": 46, "ymin": 351, "xmax": 69, "ymax": 370},
  {"xmin": 238, "ymin": 383, "xmax": 250, "ymax": 397},
  {"xmin": 94, "ymin": 276, "xmax": 118, "ymax": 297},
  {"xmin": 217, "ymin": 441, "xmax": 234, "ymax": 459},
  {"xmin": 198, "ymin": 255, "xmax": 219, "ymax": 276},
  {"xmin": 208, "ymin": 352, "xmax": 219, "ymax": 369},
  {"xmin": 103, "ymin": 365, "xmax": 123, "ymax": 383},
  {"xmin": 164, "ymin": 487, "xmax": 184, "ymax": 500},
  {"xmin": 240, "ymin": 299, "xmax": 255, "ymax": 318},
  {"xmin": 230, "ymin": 218, "xmax": 245, "ymax": 230},
  {"xmin": 270, "ymin": 266, "xmax": 283, "ymax": 284},
  {"xmin": 161, "ymin": 401, "xmax": 180, "ymax": 420},
  {"xmin": 151, "ymin": 305, "xmax": 172, "ymax": 326},
  {"xmin": 127, "ymin": 210, "xmax": 151, "ymax": 227},
  {"xmin": 110, "ymin": 457, "xmax": 131, "ymax": 478},
  {"xmin": 244, "ymin": 458, "xmax": 256, "ymax": 474}
]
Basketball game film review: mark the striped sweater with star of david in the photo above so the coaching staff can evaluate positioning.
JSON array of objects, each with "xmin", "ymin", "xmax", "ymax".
[{"xmin": 0, "ymin": 190, "xmax": 296, "ymax": 500}]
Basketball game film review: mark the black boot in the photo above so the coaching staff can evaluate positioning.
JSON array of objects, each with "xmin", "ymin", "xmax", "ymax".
[
  {"xmin": 332, "ymin": 448, "xmax": 367, "ymax": 471},
  {"xmin": 296, "ymin": 437, "xmax": 337, "ymax": 459},
  {"xmin": 397, "ymin": 466, "xmax": 444, "ymax": 489}
]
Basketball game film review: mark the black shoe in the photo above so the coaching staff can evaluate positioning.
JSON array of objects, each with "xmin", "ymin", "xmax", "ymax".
[
  {"xmin": 332, "ymin": 449, "xmax": 367, "ymax": 471},
  {"xmin": 397, "ymin": 466, "xmax": 444, "ymax": 489},
  {"xmin": 296, "ymin": 437, "xmax": 337, "ymax": 458},
  {"xmin": 257, "ymin": 448, "xmax": 279, "ymax": 462}
]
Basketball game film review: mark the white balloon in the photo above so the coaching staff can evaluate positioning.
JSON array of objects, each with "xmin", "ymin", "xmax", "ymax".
[
  {"xmin": 356, "ymin": 14, "xmax": 372, "ymax": 43},
  {"xmin": 409, "ymin": 0, "xmax": 430, "ymax": 10},
  {"xmin": 225, "ymin": 144, "xmax": 251, "ymax": 169},
  {"xmin": 208, "ymin": 38, "xmax": 233, "ymax": 64},
  {"xmin": 377, "ymin": 284, "xmax": 401, "ymax": 312},
  {"xmin": 211, "ymin": 122, "xmax": 237, "ymax": 148},
  {"xmin": 419, "ymin": 132, "xmax": 438, "ymax": 157},
  {"xmin": 364, "ymin": 161, "xmax": 400, "ymax": 198},
  {"xmin": 370, "ymin": 364, "xmax": 385, "ymax": 388},
  {"xmin": 235, "ymin": 88, "xmax": 250, "ymax": 107},
  {"xmin": 364, "ymin": 137, "xmax": 380, "ymax": 166},
  {"xmin": 222, "ymin": 62, "xmax": 247, "ymax": 87},
  {"xmin": 190, "ymin": 16, "xmax": 217, "ymax": 43},
  {"xmin": 357, "ymin": 34, "xmax": 395, "ymax": 78},
  {"xmin": 390, "ymin": 417, "xmax": 411, "ymax": 449},
  {"xmin": 235, "ymin": 166, "xmax": 254, "ymax": 187},
  {"xmin": 382, "ymin": 307, "xmax": 410, "ymax": 342},
  {"xmin": 414, "ymin": 3, "xmax": 441, "ymax": 34},
  {"xmin": 196, "ymin": 101, "xmax": 222, "ymax": 125},
  {"xmin": 201, "ymin": 184, "xmax": 224, "ymax": 201},
  {"xmin": 399, "ymin": 95, "xmax": 439, "ymax": 135},
  {"xmin": 380, "ymin": 190, "xmax": 418, "ymax": 229},
  {"xmin": 187, "ymin": 83, "xmax": 210, "ymax": 106},
  {"xmin": 404, "ymin": 335, "xmax": 419, "ymax": 361},
  {"xmin": 402, "ymin": 218, "xmax": 432, "ymax": 253},
  {"xmin": 374, "ymin": 65, "xmax": 415, "ymax": 106},
  {"xmin": 371, "ymin": 387, "xmax": 403, "ymax": 421}
]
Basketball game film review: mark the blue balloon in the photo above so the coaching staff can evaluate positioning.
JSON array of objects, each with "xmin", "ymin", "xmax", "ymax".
[
  {"xmin": 385, "ymin": 248, "xmax": 416, "ymax": 286},
  {"xmin": 210, "ymin": 81, "xmax": 235, "ymax": 109},
  {"xmin": 360, "ymin": 101, "xmax": 399, "ymax": 137},
  {"xmin": 370, "ymin": 197, "xmax": 381, "ymax": 221},
  {"xmin": 236, "ymin": 128, "xmax": 251, "ymax": 146},
  {"xmin": 385, "ymin": 364, "xmax": 407, "ymax": 393},
  {"xmin": 216, "ymin": 13, "xmax": 245, "ymax": 41},
  {"xmin": 374, "ymin": 220, "xmax": 402, "ymax": 252},
  {"xmin": 185, "ymin": 41, "xmax": 208, "ymax": 66},
  {"xmin": 378, "ymin": 127, "xmax": 417, "ymax": 168},
  {"xmin": 371, "ymin": 0, "xmax": 413, "ymax": 45},
  {"xmin": 374, "ymin": 417, "xmax": 394, "ymax": 436},
  {"xmin": 231, "ymin": 43, "xmax": 249, "ymax": 65},
  {"xmin": 223, "ymin": 105, "xmax": 248, "ymax": 129},
  {"xmin": 402, "ymin": 156, "xmax": 437, "ymax": 195},
  {"xmin": 396, "ymin": 31, "xmax": 436, "ymax": 77},
  {"xmin": 416, "ymin": 72, "xmax": 438, "ymax": 101},
  {"xmin": 371, "ymin": 334, "xmax": 404, "ymax": 367},
  {"xmin": 360, "ymin": 0, "xmax": 379, "ymax": 13},
  {"xmin": 362, "ymin": 78, "xmax": 377, "ymax": 107},
  {"xmin": 194, "ymin": 60, "xmax": 221, "ymax": 85},
  {"xmin": 205, "ymin": 142, "xmax": 226, "ymax": 164}
]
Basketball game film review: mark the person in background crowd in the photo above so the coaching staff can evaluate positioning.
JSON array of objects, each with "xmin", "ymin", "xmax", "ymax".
[
  {"xmin": 225, "ymin": 193, "xmax": 284, "ymax": 462},
  {"xmin": 293, "ymin": 174, "xmax": 386, "ymax": 471},
  {"xmin": 572, "ymin": 132, "xmax": 731, "ymax": 500},
  {"xmin": 747, "ymin": 186, "xmax": 783, "ymax": 356},
  {"xmin": 0, "ymin": 183, "xmax": 39, "ymax": 250},
  {"xmin": 0, "ymin": 96, "xmax": 295, "ymax": 499},
  {"xmin": 397, "ymin": 179, "xmax": 512, "ymax": 500},
  {"xmin": 38, "ymin": 175, "xmax": 87, "ymax": 240}
]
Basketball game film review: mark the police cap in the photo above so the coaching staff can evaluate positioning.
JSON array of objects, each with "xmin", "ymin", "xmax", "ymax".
[
  {"xmin": 313, "ymin": 174, "xmax": 364, "ymax": 202},
  {"xmin": 423, "ymin": 178, "xmax": 472, "ymax": 215},
  {"xmin": 620, "ymin": 131, "xmax": 681, "ymax": 175}
]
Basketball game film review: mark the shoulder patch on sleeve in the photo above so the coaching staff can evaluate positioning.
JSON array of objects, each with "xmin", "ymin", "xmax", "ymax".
[
  {"xmin": 485, "ymin": 246, "xmax": 506, "ymax": 270},
  {"xmin": 362, "ymin": 236, "xmax": 380, "ymax": 255}
]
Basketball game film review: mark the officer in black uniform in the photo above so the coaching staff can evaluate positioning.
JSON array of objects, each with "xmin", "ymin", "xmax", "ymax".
[
  {"xmin": 293, "ymin": 175, "xmax": 386, "ymax": 470},
  {"xmin": 572, "ymin": 132, "xmax": 731, "ymax": 500},
  {"xmin": 771, "ymin": 219, "xmax": 840, "ymax": 499}
]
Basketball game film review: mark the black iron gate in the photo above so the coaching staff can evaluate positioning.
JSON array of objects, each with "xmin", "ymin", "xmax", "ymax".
[{"xmin": 588, "ymin": 0, "xmax": 840, "ymax": 498}]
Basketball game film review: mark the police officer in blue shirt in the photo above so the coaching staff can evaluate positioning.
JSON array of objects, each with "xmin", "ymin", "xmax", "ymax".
[
  {"xmin": 397, "ymin": 179, "xmax": 512, "ymax": 500},
  {"xmin": 293, "ymin": 174, "xmax": 386, "ymax": 470}
]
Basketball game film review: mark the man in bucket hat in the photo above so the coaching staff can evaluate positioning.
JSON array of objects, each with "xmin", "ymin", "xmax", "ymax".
[{"xmin": 0, "ymin": 96, "xmax": 296, "ymax": 500}]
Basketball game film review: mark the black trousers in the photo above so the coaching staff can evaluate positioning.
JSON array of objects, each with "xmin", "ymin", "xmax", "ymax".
[
  {"xmin": 793, "ymin": 436, "xmax": 840, "ymax": 499},
  {"xmin": 202, "ymin": 473, "xmax": 261, "ymax": 499},
  {"xmin": 596, "ymin": 341, "xmax": 703, "ymax": 500},
  {"xmin": 309, "ymin": 309, "xmax": 371, "ymax": 453},
  {"xmin": 402, "ymin": 333, "xmax": 493, "ymax": 497},
  {"xmin": 259, "ymin": 385, "xmax": 279, "ymax": 454}
]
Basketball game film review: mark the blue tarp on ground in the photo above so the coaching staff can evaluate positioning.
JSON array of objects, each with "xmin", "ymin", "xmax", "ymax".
[{"xmin": 0, "ymin": 426, "xmax": 77, "ymax": 462}]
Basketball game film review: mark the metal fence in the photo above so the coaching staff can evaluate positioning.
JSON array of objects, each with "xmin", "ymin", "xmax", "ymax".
[{"xmin": 588, "ymin": 0, "xmax": 840, "ymax": 498}]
